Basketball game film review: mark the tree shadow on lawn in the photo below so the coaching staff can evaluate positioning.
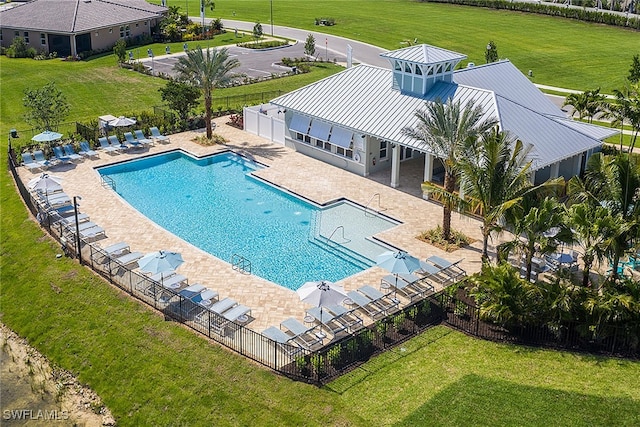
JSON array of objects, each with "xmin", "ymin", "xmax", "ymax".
[{"xmin": 394, "ymin": 374, "xmax": 639, "ymax": 427}]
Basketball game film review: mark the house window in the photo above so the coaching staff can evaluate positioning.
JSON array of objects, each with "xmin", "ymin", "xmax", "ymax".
[
  {"xmin": 380, "ymin": 141, "xmax": 388, "ymax": 160},
  {"xmin": 145, "ymin": 21, "xmax": 148, "ymax": 26},
  {"xmin": 109, "ymin": 28, "xmax": 113, "ymax": 34},
  {"xmin": 415, "ymin": 65, "xmax": 422, "ymax": 75},
  {"xmin": 120, "ymin": 26, "xmax": 125, "ymax": 38},
  {"xmin": 394, "ymin": 61, "xmax": 401, "ymax": 71},
  {"xmin": 23, "ymin": 32, "xmax": 29, "ymax": 43},
  {"xmin": 304, "ymin": 135, "xmax": 311, "ymax": 143},
  {"xmin": 404, "ymin": 63, "xmax": 411, "ymax": 73},
  {"xmin": 125, "ymin": 25, "xmax": 130, "ymax": 37},
  {"xmin": 14, "ymin": 31, "xmax": 19, "ymax": 37},
  {"xmin": 336, "ymin": 146, "xmax": 353, "ymax": 158},
  {"xmin": 136, "ymin": 23, "xmax": 139, "ymax": 28},
  {"xmin": 40, "ymin": 33, "xmax": 46, "ymax": 45}
]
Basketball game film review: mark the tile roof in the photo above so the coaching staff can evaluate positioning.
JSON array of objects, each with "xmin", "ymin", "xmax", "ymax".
[{"xmin": 0, "ymin": 0, "xmax": 166, "ymax": 33}]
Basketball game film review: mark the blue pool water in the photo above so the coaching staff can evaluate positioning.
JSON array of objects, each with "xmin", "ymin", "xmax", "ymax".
[{"xmin": 98, "ymin": 151, "xmax": 397, "ymax": 290}]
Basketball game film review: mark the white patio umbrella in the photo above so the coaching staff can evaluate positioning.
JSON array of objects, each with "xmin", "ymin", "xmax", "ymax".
[
  {"xmin": 27, "ymin": 173, "xmax": 63, "ymax": 193},
  {"xmin": 297, "ymin": 280, "xmax": 347, "ymax": 320},
  {"xmin": 109, "ymin": 116, "xmax": 137, "ymax": 127},
  {"xmin": 137, "ymin": 250, "xmax": 184, "ymax": 282},
  {"xmin": 31, "ymin": 130, "xmax": 63, "ymax": 143}
]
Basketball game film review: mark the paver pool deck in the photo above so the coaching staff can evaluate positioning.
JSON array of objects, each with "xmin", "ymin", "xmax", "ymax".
[{"xmin": 17, "ymin": 118, "xmax": 494, "ymax": 333}]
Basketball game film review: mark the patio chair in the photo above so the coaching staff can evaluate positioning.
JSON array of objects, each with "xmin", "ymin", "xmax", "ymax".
[
  {"xmin": 381, "ymin": 273, "xmax": 434, "ymax": 302},
  {"xmin": 425, "ymin": 256, "xmax": 466, "ymax": 281},
  {"xmin": 261, "ymin": 326, "xmax": 304, "ymax": 356},
  {"xmin": 78, "ymin": 224, "xmax": 105, "ymax": 239},
  {"xmin": 222, "ymin": 304, "xmax": 251, "ymax": 322},
  {"xmin": 39, "ymin": 192, "xmax": 71, "ymax": 208},
  {"xmin": 98, "ymin": 137, "xmax": 120, "ymax": 154},
  {"xmin": 78, "ymin": 141, "xmax": 99, "ymax": 158},
  {"xmin": 305, "ymin": 306, "xmax": 349, "ymax": 336},
  {"xmin": 280, "ymin": 317, "xmax": 325, "ymax": 349},
  {"xmin": 124, "ymin": 132, "xmax": 143, "ymax": 149},
  {"xmin": 112, "ymin": 251, "xmax": 144, "ymax": 267},
  {"xmin": 190, "ymin": 287, "xmax": 219, "ymax": 305},
  {"xmin": 179, "ymin": 283, "xmax": 207, "ymax": 299},
  {"xmin": 52, "ymin": 146, "xmax": 72, "ymax": 164},
  {"xmin": 357, "ymin": 285, "xmax": 400, "ymax": 314},
  {"xmin": 415, "ymin": 261, "xmax": 453, "ymax": 286},
  {"xmin": 22, "ymin": 152, "xmax": 47, "ymax": 171},
  {"xmin": 62, "ymin": 144, "xmax": 83, "ymax": 162},
  {"xmin": 346, "ymin": 290, "xmax": 386, "ymax": 320},
  {"xmin": 149, "ymin": 126, "xmax": 170, "ymax": 143},
  {"xmin": 33, "ymin": 150, "xmax": 52, "ymax": 166},
  {"xmin": 134, "ymin": 130, "xmax": 153, "ymax": 146},
  {"xmin": 327, "ymin": 305, "xmax": 364, "ymax": 332},
  {"xmin": 102, "ymin": 241, "xmax": 130, "ymax": 257},
  {"xmin": 108, "ymin": 135, "xmax": 128, "ymax": 151}
]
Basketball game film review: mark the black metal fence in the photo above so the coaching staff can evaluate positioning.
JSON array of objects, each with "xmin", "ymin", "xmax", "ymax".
[
  {"xmin": 440, "ymin": 292, "xmax": 640, "ymax": 358},
  {"xmin": 210, "ymin": 90, "xmax": 284, "ymax": 111}
]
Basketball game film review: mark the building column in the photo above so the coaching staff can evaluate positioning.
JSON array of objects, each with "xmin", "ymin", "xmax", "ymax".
[
  {"xmin": 458, "ymin": 174, "xmax": 465, "ymax": 200},
  {"xmin": 390, "ymin": 144, "xmax": 401, "ymax": 188},
  {"xmin": 575, "ymin": 153, "xmax": 584, "ymax": 176},
  {"xmin": 70, "ymin": 35, "xmax": 77, "ymax": 57},
  {"xmin": 422, "ymin": 153, "xmax": 434, "ymax": 200},
  {"xmin": 530, "ymin": 169, "xmax": 536, "ymax": 185},
  {"xmin": 550, "ymin": 162, "xmax": 560, "ymax": 179}
]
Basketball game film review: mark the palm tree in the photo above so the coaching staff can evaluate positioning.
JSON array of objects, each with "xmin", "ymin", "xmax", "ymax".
[
  {"xmin": 563, "ymin": 92, "xmax": 589, "ymax": 121},
  {"xmin": 568, "ymin": 153, "xmax": 640, "ymax": 279},
  {"xmin": 606, "ymin": 84, "xmax": 640, "ymax": 152},
  {"xmin": 174, "ymin": 47, "xmax": 240, "ymax": 139},
  {"xmin": 567, "ymin": 203, "xmax": 627, "ymax": 287},
  {"xmin": 458, "ymin": 128, "xmax": 559, "ymax": 262},
  {"xmin": 402, "ymin": 99, "xmax": 497, "ymax": 241},
  {"xmin": 501, "ymin": 196, "xmax": 568, "ymax": 280},
  {"xmin": 583, "ymin": 88, "xmax": 606, "ymax": 124}
]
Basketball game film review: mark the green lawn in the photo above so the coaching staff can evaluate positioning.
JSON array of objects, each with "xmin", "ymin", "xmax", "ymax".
[
  {"xmin": 2, "ymin": 2, "xmax": 640, "ymax": 424},
  {"xmin": 164, "ymin": 0, "xmax": 639, "ymax": 91}
]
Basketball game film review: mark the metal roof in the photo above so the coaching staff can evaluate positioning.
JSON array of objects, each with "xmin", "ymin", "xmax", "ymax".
[
  {"xmin": 271, "ymin": 65, "xmax": 497, "ymax": 152},
  {"xmin": 454, "ymin": 61, "xmax": 565, "ymax": 118},
  {"xmin": 496, "ymin": 97, "xmax": 603, "ymax": 169},
  {"xmin": 0, "ymin": 0, "xmax": 166, "ymax": 33},
  {"xmin": 555, "ymin": 118, "xmax": 620, "ymax": 140},
  {"xmin": 271, "ymin": 60, "xmax": 609, "ymax": 171},
  {"xmin": 380, "ymin": 44, "xmax": 467, "ymax": 64}
]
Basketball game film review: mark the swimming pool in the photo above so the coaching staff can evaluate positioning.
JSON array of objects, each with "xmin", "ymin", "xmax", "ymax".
[{"xmin": 98, "ymin": 151, "xmax": 398, "ymax": 290}]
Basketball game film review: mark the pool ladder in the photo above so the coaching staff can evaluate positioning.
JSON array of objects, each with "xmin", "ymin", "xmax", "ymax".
[
  {"xmin": 327, "ymin": 226, "xmax": 351, "ymax": 244},
  {"xmin": 231, "ymin": 254, "xmax": 252, "ymax": 275},
  {"xmin": 101, "ymin": 175, "xmax": 116, "ymax": 191},
  {"xmin": 364, "ymin": 193, "xmax": 386, "ymax": 217}
]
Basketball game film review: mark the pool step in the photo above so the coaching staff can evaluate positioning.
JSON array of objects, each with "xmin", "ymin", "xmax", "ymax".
[{"xmin": 308, "ymin": 234, "xmax": 373, "ymax": 270}]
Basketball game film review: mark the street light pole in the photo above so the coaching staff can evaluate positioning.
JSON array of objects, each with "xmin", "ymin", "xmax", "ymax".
[
  {"xmin": 73, "ymin": 196, "xmax": 82, "ymax": 265},
  {"xmin": 270, "ymin": 0, "xmax": 274, "ymax": 36}
]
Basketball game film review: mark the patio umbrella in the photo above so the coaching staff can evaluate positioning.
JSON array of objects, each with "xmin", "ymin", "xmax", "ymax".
[
  {"xmin": 297, "ymin": 280, "xmax": 347, "ymax": 319},
  {"xmin": 137, "ymin": 250, "xmax": 184, "ymax": 282},
  {"xmin": 109, "ymin": 116, "xmax": 137, "ymax": 127},
  {"xmin": 31, "ymin": 130, "xmax": 63, "ymax": 143},
  {"xmin": 543, "ymin": 227, "xmax": 561, "ymax": 238},
  {"xmin": 27, "ymin": 173, "xmax": 63, "ymax": 193},
  {"xmin": 376, "ymin": 250, "xmax": 421, "ymax": 294},
  {"xmin": 376, "ymin": 250, "xmax": 421, "ymax": 275}
]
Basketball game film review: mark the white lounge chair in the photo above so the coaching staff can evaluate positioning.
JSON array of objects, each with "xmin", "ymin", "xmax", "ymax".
[
  {"xmin": 280, "ymin": 317, "xmax": 325, "ymax": 349},
  {"xmin": 346, "ymin": 290, "xmax": 386, "ymax": 320},
  {"xmin": 357, "ymin": 285, "xmax": 400, "ymax": 314}
]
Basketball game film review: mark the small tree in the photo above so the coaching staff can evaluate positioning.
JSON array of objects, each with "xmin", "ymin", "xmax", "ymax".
[
  {"xmin": 7, "ymin": 37, "xmax": 35, "ymax": 58},
  {"xmin": 304, "ymin": 34, "xmax": 316, "ymax": 58},
  {"xmin": 23, "ymin": 82, "xmax": 70, "ymax": 131},
  {"xmin": 113, "ymin": 39, "xmax": 127, "ymax": 63},
  {"xmin": 485, "ymin": 41, "xmax": 498, "ymax": 64},
  {"xmin": 253, "ymin": 22, "xmax": 263, "ymax": 44},
  {"xmin": 159, "ymin": 80, "xmax": 201, "ymax": 125}
]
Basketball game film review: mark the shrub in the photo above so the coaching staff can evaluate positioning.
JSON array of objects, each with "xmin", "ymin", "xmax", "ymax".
[{"xmin": 6, "ymin": 37, "xmax": 36, "ymax": 58}]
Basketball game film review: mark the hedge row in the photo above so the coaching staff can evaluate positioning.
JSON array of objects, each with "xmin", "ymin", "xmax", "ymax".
[{"xmin": 418, "ymin": 0, "xmax": 640, "ymax": 30}]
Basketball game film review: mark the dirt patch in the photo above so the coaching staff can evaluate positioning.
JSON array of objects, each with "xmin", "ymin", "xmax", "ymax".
[{"xmin": 0, "ymin": 324, "xmax": 115, "ymax": 426}]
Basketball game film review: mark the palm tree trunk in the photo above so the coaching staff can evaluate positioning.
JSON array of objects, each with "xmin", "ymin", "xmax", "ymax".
[
  {"xmin": 482, "ymin": 222, "xmax": 490, "ymax": 262},
  {"xmin": 205, "ymin": 93, "xmax": 213, "ymax": 139},
  {"xmin": 442, "ymin": 171, "xmax": 455, "ymax": 241}
]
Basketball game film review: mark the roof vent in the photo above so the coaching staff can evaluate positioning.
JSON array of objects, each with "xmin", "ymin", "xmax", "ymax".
[{"xmin": 467, "ymin": 62, "xmax": 475, "ymax": 68}]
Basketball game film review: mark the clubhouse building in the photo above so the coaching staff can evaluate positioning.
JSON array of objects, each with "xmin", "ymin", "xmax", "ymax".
[
  {"xmin": 244, "ymin": 44, "xmax": 618, "ymax": 193},
  {"xmin": 0, "ymin": 0, "xmax": 166, "ymax": 57}
]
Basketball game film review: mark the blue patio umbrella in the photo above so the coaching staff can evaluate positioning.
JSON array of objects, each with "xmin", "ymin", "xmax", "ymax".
[
  {"xmin": 137, "ymin": 250, "xmax": 184, "ymax": 280},
  {"xmin": 31, "ymin": 130, "xmax": 63, "ymax": 143},
  {"xmin": 376, "ymin": 250, "xmax": 421, "ymax": 275}
]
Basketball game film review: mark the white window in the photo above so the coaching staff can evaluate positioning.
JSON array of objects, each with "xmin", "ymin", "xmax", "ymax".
[
  {"xmin": 336, "ymin": 146, "xmax": 353, "ymax": 158},
  {"xmin": 109, "ymin": 28, "xmax": 113, "ymax": 34},
  {"xmin": 40, "ymin": 33, "xmax": 46, "ymax": 45},
  {"xmin": 120, "ymin": 26, "xmax": 125, "ymax": 38},
  {"xmin": 14, "ymin": 31, "xmax": 19, "ymax": 37},
  {"xmin": 23, "ymin": 31, "xmax": 29, "ymax": 43},
  {"xmin": 125, "ymin": 25, "xmax": 130, "ymax": 37},
  {"xmin": 136, "ymin": 23, "xmax": 139, "ymax": 28}
]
